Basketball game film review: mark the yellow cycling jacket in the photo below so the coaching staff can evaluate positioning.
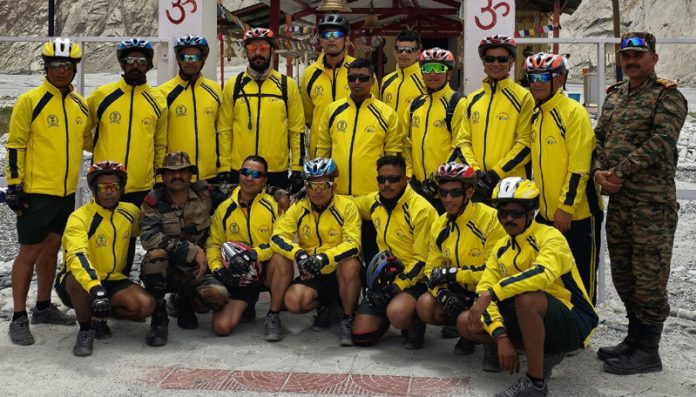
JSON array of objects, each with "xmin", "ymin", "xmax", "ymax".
[
  {"xmin": 315, "ymin": 94, "xmax": 403, "ymax": 196},
  {"xmin": 58, "ymin": 201, "xmax": 140, "ymax": 292},
  {"xmin": 271, "ymin": 194, "xmax": 361, "ymax": 275},
  {"xmin": 404, "ymin": 84, "xmax": 466, "ymax": 181},
  {"xmin": 206, "ymin": 186, "xmax": 278, "ymax": 272},
  {"xmin": 353, "ymin": 184, "xmax": 436, "ymax": 290},
  {"xmin": 426, "ymin": 202, "xmax": 506, "ymax": 296},
  {"xmin": 380, "ymin": 62, "xmax": 426, "ymax": 123},
  {"xmin": 6, "ymin": 78, "xmax": 91, "ymax": 196},
  {"xmin": 477, "ymin": 220, "xmax": 598, "ymax": 346},
  {"xmin": 301, "ymin": 52, "xmax": 379, "ymax": 158},
  {"xmin": 219, "ymin": 69, "xmax": 305, "ymax": 173},
  {"xmin": 531, "ymin": 89, "xmax": 601, "ymax": 221},
  {"xmin": 458, "ymin": 77, "xmax": 533, "ymax": 179},
  {"xmin": 89, "ymin": 78, "xmax": 167, "ymax": 193},
  {"xmin": 159, "ymin": 74, "xmax": 229, "ymax": 181}
]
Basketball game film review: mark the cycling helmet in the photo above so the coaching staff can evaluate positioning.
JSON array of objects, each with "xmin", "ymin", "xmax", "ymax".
[
  {"xmin": 478, "ymin": 34, "xmax": 517, "ymax": 59},
  {"xmin": 243, "ymin": 27, "xmax": 277, "ymax": 47},
  {"xmin": 221, "ymin": 241, "xmax": 263, "ymax": 287},
  {"xmin": 525, "ymin": 52, "xmax": 566, "ymax": 75},
  {"xmin": 419, "ymin": 47, "xmax": 455, "ymax": 69},
  {"xmin": 366, "ymin": 250, "xmax": 404, "ymax": 291},
  {"xmin": 117, "ymin": 38, "xmax": 154, "ymax": 64},
  {"xmin": 174, "ymin": 34, "xmax": 210, "ymax": 57},
  {"xmin": 436, "ymin": 162, "xmax": 476, "ymax": 185},
  {"xmin": 41, "ymin": 38, "xmax": 82, "ymax": 63},
  {"xmin": 318, "ymin": 14, "xmax": 350, "ymax": 34},
  {"xmin": 491, "ymin": 177, "xmax": 539, "ymax": 209},
  {"xmin": 302, "ymin": 158, "xmax": 338, "ymax": 180},
  {"xmin": 86, "ymin": 161, "xmax": 127, "ymax": 189}
]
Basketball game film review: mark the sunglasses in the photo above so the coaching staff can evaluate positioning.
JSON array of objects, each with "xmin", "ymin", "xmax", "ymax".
[
  {"xmin": 620, "ymin": 37, "xmax": 649, "ymax": 50},
  {"xmin": 483, "ymin": 55, "xmax": 510, "ymax": 64},
  {"xmin": 179, "ymin": 53, "xmax": 203, "ymax": 63},
  {"xmin": 95, "ymin": 182, "xmax": 121, "ymax": 193},
  {"xmin": 527, "ymin": 73, "xmax": 554, "ymax": 84},
  {"xmin": 240, "ymin": 167, "xmax": 265, "ymax": 179},
  {"xmin": 46, "ymin": 60, "xmax": 75, "ymax": 71},
  {"xmin": 306, "ymin": 181, "xmax": 333, "ymax": 191},
  {"xmin": 320, "ymin": 31, "xmax": 345, "ymax": 40},
  {"xmin": 497, "ymin": 208, "xmax": 528, "ymax": 219},
  {"xmin": 347, "ymin": 74, "xmax": 371, "ymax": 83},
  {"xmin": 421, "ymin": 63, "xmax": 448, "ymax": 74},
  {"xmin": 246, "ymin": 43, "xmax": 271, "ymax": 53},
  {"xmin": 124, "ymin": 56, "xmax": 148, "ymax": 65},
  {"xmin": 438, "ymin": 187, "xmax": 465, "ymax": 197},
  {"xmin": 377, "ymin": 175, "xmax": 403, "ymax": 184},
  {"xmin": 395, "ymin": 45, "xmax": 418, "ymax": 54}
]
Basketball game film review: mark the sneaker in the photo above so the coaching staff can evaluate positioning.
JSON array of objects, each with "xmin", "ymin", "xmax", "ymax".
[
  {"xmin": 495, "ymin": 375, "xmax": 548, "ymax": 397},
  {"xmin": 92, "ymin": 320, "xmax": 112, "ymax": 339},
  {"xmin": 482, "ymin": 344, "xmax": 503, "ymax": 372},
  {"xmin": 454, "ymin": 337, "xmax": 476, "ymax": 355},
  {"xmin": 31, "ymin": 303, "xmax": 76, "ymax": 325},
  {"xmin": 73, "ymin": 329, "xmax": 96, "ymax": 357},
  {"xmin": 312, "ymin": 304, "xmax": 332, "ymax": 331},
  {"xmin": 543, "ymin": 351, "xmax": 566, "ymax": 378},
  {"xmin": 339, "ymin": 314, "xmax": 354, "ymax": 346},
  {"xmin": 404, "ymin": 322, "xmax": 426, "ymax": 350},
  {"xmin": 9, "ymin": 316, "xmax": 34, "ymax": 346},
  {"xmin": 145, "ymin": 325, "xmax": 169, "ymax": 347},
  {"xmin": 264, "ymin": 312, "xmax": 282, "ymax": 342},
  {"xmin": 441, "ymin": 325, "xmax": 459, "ymax": 339},
  {"xmin": 177, "ymin": 310, "xmax": 198, "ymax": 329}
]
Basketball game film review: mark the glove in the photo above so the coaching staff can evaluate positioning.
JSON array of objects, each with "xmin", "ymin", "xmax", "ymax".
[
  {"xmin": 213, "ymin": 267, "xmax": 238, "ymax": 290},
  {"xmin": 437, "ymin": 289, "xmax": 473, "ymax": 318},
  {"xmin": 211, "ymin": 172, "xmax": 231, "ymax": 185},
  {"xmin": 5, "ymin": 185, "xmax": 28, "ymax": 212},
  {"xmin": 288, "ymin": 171, "xmax": 305, "ymax": 195},
  {"xmin": 422, "ymin": 173, "xmax": 440, "ymax": 199},
  {"xmin": 89, "ymin": 286, "xmax": 111, "ymax": 318},
  {"xmin": 227, "ymin": 249, "xmax": 258, "ymax": 275},
  {"xmin": 428, "ymin": 267, "xmax": 458, "ymax": 287},
  {"xmin": 367, "ymin": 283, "xmax": 400, "ymax": 308},
  {"xmin": 295, "ymin": 250, "xmax": 326, "ymax": 276}
]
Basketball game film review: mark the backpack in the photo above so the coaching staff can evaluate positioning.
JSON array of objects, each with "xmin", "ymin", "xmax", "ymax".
[{"xmin": 232, "ymin": 72, "xmax": 288, "ymax": 114}]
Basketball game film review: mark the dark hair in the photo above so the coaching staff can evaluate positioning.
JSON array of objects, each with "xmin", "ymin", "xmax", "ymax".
[
  {"xmin": 242, "ymin": 155, "xmax": 268, "ymax": 174},
  {"xmin": 395, "ymin": 30, "xmax": 421, "ymax": 48},
  {"xmin": 376, "ymin": 155, "xmax": 407, "ymax": 174},
  {"xmin": 347, "ymin": 58, "xmax": 374, "ymax": 75}
]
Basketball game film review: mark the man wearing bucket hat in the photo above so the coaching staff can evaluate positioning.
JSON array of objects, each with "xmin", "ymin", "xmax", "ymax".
[{"xmin": 139, "ymin": 151, "xmax": 228, "ymax": 347}]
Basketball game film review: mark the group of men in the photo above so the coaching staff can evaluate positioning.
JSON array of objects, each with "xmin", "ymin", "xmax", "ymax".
[{"xmin": 3, "ymin": 11, "xmax": 686, "ymax": 396}]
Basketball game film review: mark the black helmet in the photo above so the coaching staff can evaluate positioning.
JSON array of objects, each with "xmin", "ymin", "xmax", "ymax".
[{"xmin": 318, "ymin": 14, "xmax": 350, "ymax": 34}]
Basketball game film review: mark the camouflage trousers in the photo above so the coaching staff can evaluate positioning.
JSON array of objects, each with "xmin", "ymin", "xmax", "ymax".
[
  {"xmin": 140, "ymin": 248, "xmax": 228, "ymax": 312},
  {"xmin": 605, "ymin": 199, "xmax": 678, "ymax": 324}
]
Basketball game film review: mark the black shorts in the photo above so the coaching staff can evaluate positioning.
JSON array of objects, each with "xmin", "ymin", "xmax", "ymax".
[
  {"xmin": 56, "ymin": 275, "xmax": 135, "ymax": 309},
  {"xmin": 356, "ymin": 283, "xmax": 427, "ymax": 318},
  {"xmin": 227, "ymin": 285, "xmax": 262, "ymax": 307},
  {"xmin": 497, "ymin": 292, "xmax": 583, "ymax": 353},
  {"xmin": 16, "ymin": 194, "xmax": 75, "ymax": 245},
  {"xmin": 291, "ymin": 273, "xmax": 339, "ymax": 306}
]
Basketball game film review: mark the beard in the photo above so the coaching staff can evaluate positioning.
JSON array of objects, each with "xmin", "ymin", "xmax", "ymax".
[
  {"xmin": 123, "ymin": 69, "xmax": 147, "ymax": 86},
  {"xmin": 249, "ymin": 56, "xmax": 271, "ymax": 73}
]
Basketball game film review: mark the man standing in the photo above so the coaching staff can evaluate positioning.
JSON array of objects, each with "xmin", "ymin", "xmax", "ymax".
[
  {"xmin": 159, "ymin": 36, "xmax": 230, "ymax": 185},
  {"xmin": 593, "ymin": 32, "xmax": 687, "ymax": 375},
  {"xmin": 458, "ymin": 35, "xmax": 534, "ymax": 203},
  {"xmin": 525, "ymin": 53, "xmax": 603, "ymax": 303},
  {"xmin": 139, "ymin": 152, "xmax": 229, "ymax": 347},
  {"xmin": 380, "ymin": 30, "xmax": 426, "ymax": 124},
  {"xmin": 5, "ymin": 38, "xmax": 90, "ymax": 345},
  {"xmin": 219, "ymin": 28, "xmax": 305, "ymax": 192},
  {"xmin": 89, "ymin": 38, "xmax": 168, "ymax": 207}
]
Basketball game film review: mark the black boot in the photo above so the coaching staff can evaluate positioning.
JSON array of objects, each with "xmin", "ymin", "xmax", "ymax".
[
  {"xmin": 603, "ymin": 323, "xmax": 663, "ymax": 375},
  {"xmin": 597, "ymin": 313, "xmax": 638, "ymax": 361},
  {"xmin": 176, "ymin": 295, "xmax": 199, "ymax": 329},
  {"xmin": 146, "ymin": 299, "xmax": 169, "ymax": 347}
]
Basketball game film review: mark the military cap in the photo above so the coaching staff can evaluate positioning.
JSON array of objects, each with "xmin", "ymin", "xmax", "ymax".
[
  {"xmin": 618, "ymin": 32, "xmax": 656, "ymax": 53},
  {"xmin": 157, "ymin": 151, "xmax": 198, "ymax": 174}
]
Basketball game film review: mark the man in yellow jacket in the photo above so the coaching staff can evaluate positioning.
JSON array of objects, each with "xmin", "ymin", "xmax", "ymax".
[
  {"xmin": 462, "ymin": 177, "xmax": 598, "ymax": 397},
  {"xmin": 458, "ymin": 35, "xmax": 534, "ymax": 203},
  {"xmin": 56, "ymin": 162, "xmax": 155, "ymax": 356},
  {"xmin": 525, "ymin": 53, "xmax": 603, "ymax": 304},
  {"xmin": 219, "ymin": 28, "xmax": 305, "ymax": 193},
  {"xmin": 159, "ymin": 35, "xmax": 230, "ymax": 185},
  {"xmin": 272, "ymin": 158, "xmax": 362, "ymax": 346},
  {"xmin": 380, "ymin": 30, "xmax": 426, "ymax": 126},
  {"xmin": 301, "ymin": 14, "xmax": 379, "ymax": 159},
  {"xmin": 88, "ymin": 38, "xmax": 167, "ymax": 207},
  {"xmin": 5, "ymin": 38, "xmax": 91, "ymax": 345}
]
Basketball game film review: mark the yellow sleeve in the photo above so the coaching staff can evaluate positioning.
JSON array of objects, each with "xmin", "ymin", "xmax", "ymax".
[
  {"xmin": 300, "ymin": 71, "xmax": 314, "ymax": 127},
  {"xmin": 491, "ymin": 92, "xmax": 533, "ymax": 178},
  {"xmin": 270, "ymin": 203, "xmax": 302, "ymax": 261},
  {"xmin": 455, "ymin": 214, "xmax": 507, "ymax": 288},
  {"xmin": 218, "ymin": 78, "xmax": 235, "ymax": 168},
  {"xmin": 63, "ymin": 211, "xmax": 102, "ymax": 292},
  {"xmin": 86, "ymin": 89, "xmax": 102, "ymax": 137},
  {"xmin": 394, "ymin": 204, "xmax": 436, "ymax": 290},
  {"xmin": 401, "ymin": 109, "xmax": 414, "ymax": 177},
  {"xmin": 424, "ymin": 217, "xmax": 446, "ymax": 296},
  {"xmin": 321, "ymin": 200, "xmax": 362, "ymax": 274},
  {"xmin": 352, "ymin": 194, "xmax": 374, "ymax": 221},
  {"xmin": 253, "ymin": 198, "xmax": 278, "ymax": 262},
  {"xmin": 370, "ymin": 77, "xmax": 380, "ymax": 97},
  {"xmin": 153, "ymin": 100, "xmax": 168, "ymax": 172},
  {"xmin": 558, "ymin": 106, "xmax": 595, "ymax": 215},
  {"xmin": 212, "ymin": 83, "xmax": 231, "ymax": 173},
  {"xmin": 287, "ymin": 80, "xmax": 306, "ymax": 172},
  {"xmin": 315, "ymin": 104, "xmax": 333, "ymax": 159},
  {"xmin": 458, "ymin": 96, "xmax": 481, "ymax": 170},
  {"xmin": 477, "ymin": 245, "xmax": 506, "ymax": 336},
  {"xmin": 383, "ymin": 107, "xmax": 403, "ymax": 156},
  {"xmin": 5, "ymin": 95, "xmax": 32, "ymax": 185},
  {"xmin": 205, "ymin": 203, "xmax": 227, "ymax": 272},
  {"xmin": 448, "ymin": 99, "xmax": 468, "ymax": 162}
]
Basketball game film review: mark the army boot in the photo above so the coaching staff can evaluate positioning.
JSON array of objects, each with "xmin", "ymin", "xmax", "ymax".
[
  {"xmin": 603, "ymin": 323, "xmax": 663, "ymax": 375},
  {"xmin": 146, "ymin": 300, "xmax": 169, "ymax": 347},
  {"xmin": 597, "ymin": 313, "xmax": 638, "ymax": 361}
]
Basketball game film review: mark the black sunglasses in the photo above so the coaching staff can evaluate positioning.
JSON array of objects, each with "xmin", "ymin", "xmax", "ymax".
[
  {"xmin": 438, "ymin": 187, "xmax": 465, "ymax": 197},
  {"xmin": 497, "ymin": 209, "xmax": 528, "ymax": 219},
  {"xmin": 347, "ymin": 74, "xmax": 371, "ymax": 83},
  {"xmin": 377, "ymin": 175, "xmax": 402, "ymax": 184},
  {"xmin": 483, "ymin": 55, "xmax": 510, "ymax": 64}
]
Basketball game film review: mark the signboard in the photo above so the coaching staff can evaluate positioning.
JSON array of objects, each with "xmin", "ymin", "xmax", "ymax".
[
  {"xmin": 462, "ymin": 0, "xmax": 516, "ymax": 95},
  {"xmin": 158, "ymin": 0, "xmax": 218, "ymax": 84}
]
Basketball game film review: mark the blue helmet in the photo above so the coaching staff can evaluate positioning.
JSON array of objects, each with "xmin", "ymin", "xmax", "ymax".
[
  {"xmin": 174, "ymin": 35, "xmax": 210, "ymax": 57},
  {"xmin": 366, "ymin": 250, "xmax": 404, "ymax": 291},
  {"xmin": 117, "ymin": 38, "xmax": 154, "ymax": 64},
  {"xmin": 302, "ymin": 158, "xmax": 338, "ymax": 180}
]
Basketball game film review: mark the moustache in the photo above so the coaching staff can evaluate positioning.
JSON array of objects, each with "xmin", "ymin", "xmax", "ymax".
[
  {"xmin": 172, "ymin": 178, "xmax": 185, "ymax": 183},
  {"xmin": 504, "ymin": 222, "xmax": 517, "ymax": 228}
]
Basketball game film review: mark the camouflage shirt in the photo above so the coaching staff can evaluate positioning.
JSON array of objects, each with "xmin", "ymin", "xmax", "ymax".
[
  {"xmin": 140, "ymin": 181, "xmax": 213, "ymax": 263},
  {"xmin": 593, "ymin": 74, "xmax": 688, "ymax": 203}
]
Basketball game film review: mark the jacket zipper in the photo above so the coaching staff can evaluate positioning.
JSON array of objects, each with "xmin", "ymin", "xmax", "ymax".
[
  {"xmin": 255, "ymin": 80, "xmax": 262, "ymax": 155},
  {"xmin": 124, "ymin": 88, "xmax": 135, "ymax": 169},
  {"xmin": 482, "ymin": 82, "xmax": 497, "ymax": 171},
  {"xmin": 314, "ymin": 209, "xmax": 324, "ymax": 255},
  {"xmin": 420, "ymin": 96, "xmax": 434, "ymax": 180},
  {"xmin": 348, "ymin": 104, "xmax": 361, "ymax": 195},
  {"xmin": 537, "ymin": 111, "xmax": 549, "ymax": 220},
  {"xmin": 395, "ymin": 69, "xmax": 405, "ymax": 112},
  {"xmin": 107, "ymin": 210, "xmax": 117, "ymax": 280},
  {"xmin": 191, "ymin": 81, "xmax": 200, "ymax": 180},
  {"xmin": 61, "ymin": 93, "xmax": 70, "ymax": 196}
]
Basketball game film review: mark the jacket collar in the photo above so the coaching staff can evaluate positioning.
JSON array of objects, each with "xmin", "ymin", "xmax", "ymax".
[
  {"xmin": 42, "ymin": 77, "xmax": 73, "ymax": 96},
  {"xmin": 482, "ymin": 76, "xmax": 513, "ymax": 92},
  {"xmin": 118, "ymin": 76, "xmax": 150, "ymax": 93},
  {"xmin": 376, "ymin": 183, "xmax": 414, "ymax": 209},
  {"xmin": 231, "ymin": 186, "xmax": 267, "ymax": 207},
  {"xmin": 539, "ymin": 88, "xmax": 566, "ymax": 111},
  {"xmin": 317, "ymin": 51, "xmax": 353, "ymax": 71},
  {"xmin": 347, "ymin": 93, "xmax": 375, "ymax": 108},
  {"xmin": 398, "ymin": 62, "xmax": 421, "ymax": 78},
  {"xmin": 429, "ymin": 83, "xmax": 454, "ymax": 100}
]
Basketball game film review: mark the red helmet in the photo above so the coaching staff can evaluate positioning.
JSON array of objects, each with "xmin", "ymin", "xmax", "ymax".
[
  {"xmin": 436, "ymin": 162, "xmax": 476, "ymax": 184},
  {"xmin": 525, "ymin": 52, "xmax": 566, "ymax": 75},
  {"xmin": 243, "ymin": 27, "xmax": 276, "ymax": 47},
  {"xmin": 419, "ymin": 47, "xmax": 455, "ymax": 69},
  {"xmin": 86, "ymin": 161, "xmax": 127, "ymax": 188},
  {"xmin": 221, "ymin": 241, "xmax": 263, "ymax": 287},
  {"xmin": 478, "ymin": 34, "xmax": 517, "ymax": 59}
]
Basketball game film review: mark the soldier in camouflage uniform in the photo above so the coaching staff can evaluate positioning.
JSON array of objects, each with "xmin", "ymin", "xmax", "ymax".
[
  {"xmin": 592, "ymin": 32, "xmax": 687, "ymax": 375},
  {"xmin": 139, "ymin": 152, "xmax": 228, "ymax": 347}
]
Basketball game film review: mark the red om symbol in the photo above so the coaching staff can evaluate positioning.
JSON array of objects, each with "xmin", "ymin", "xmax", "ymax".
[
  {"xmin": 474, "ymin": 0, "xmax": 511, "ymax": 30},
  {"xmin": 166, "ymin": 0, "xmax": 198, "ymax": 25}
]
